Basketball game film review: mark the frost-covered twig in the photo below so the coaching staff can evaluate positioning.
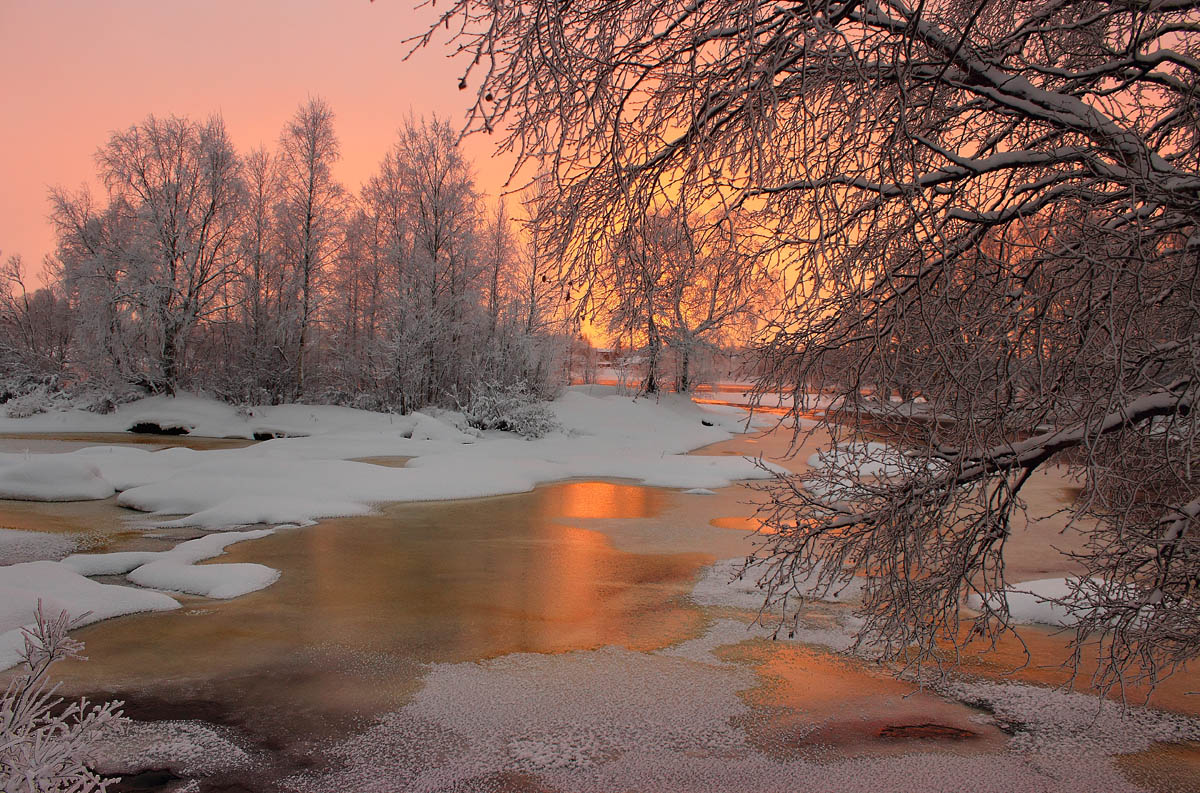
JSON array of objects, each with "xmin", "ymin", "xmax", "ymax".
[{"xmin": 1, "ymin": 602, "xmax": 124, "ymax": 793}]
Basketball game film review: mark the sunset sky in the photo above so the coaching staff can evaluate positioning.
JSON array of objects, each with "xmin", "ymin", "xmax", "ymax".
[{"xmin": 0, "ymin": 0, "xmax": 516, "ymax": 286}]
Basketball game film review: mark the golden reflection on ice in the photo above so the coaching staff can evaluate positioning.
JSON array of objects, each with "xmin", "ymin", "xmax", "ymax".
[{"xmin": 49, "ymin": 481, "xmax": 705, "ymax": 728}]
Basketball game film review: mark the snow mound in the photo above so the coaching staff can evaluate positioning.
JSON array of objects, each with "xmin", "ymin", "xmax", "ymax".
[
  {"xmin": 682, "ymin": 488, "xmax": 717, "ymax": 495},
  {"xmin": 128, "ymin": 560, "xmax": 278, "ymax": 599},
  {"xmin": 64, "ymin": 529, "xmax": 277, "ymax": 599},
  {"xmin": 965, "ymin": 577, "xmax": 1097, "ymax": 627},
  {"xmin": 0, "ymin": 528, "xmax": 76, "ymax": 563},
  {"xmin": 0, "ymin": 457, "xmax": 115, "ymax": 501},
  {"xmin": 0, "ymin": 561, "xmax": 179, "ymax": 669}
]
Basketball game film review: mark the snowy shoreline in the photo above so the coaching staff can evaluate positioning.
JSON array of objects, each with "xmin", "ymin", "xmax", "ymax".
[{"xmin": 0, "ymin": 387, "xmax": 779, "ymax": 670}]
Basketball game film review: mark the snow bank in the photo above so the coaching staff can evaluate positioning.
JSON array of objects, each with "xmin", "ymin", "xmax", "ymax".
[
  {"xmin": 0, "ymin": 562, "xmax": 178, "ymax": 669},
  {"xmin": 0, "ymin": 457, "xmax": 115, "ymax": 501},
  {"xmin": 0, "ymin": 393, "xmax": 431, "ymax": 440},
  {"xmin": 0, "ymin": 389, "xmax": 776, "ymax": 530}
]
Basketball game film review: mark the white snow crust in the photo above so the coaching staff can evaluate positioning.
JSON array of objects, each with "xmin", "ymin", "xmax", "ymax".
[{"xmin": 284, "ymin": 614, "xmax": 1181, "ymax": 793}]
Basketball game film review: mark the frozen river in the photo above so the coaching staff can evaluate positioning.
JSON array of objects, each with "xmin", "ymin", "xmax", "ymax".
[{"xmin": 1, "ymin": 422, "xmax": 1198, "ymax": 791}]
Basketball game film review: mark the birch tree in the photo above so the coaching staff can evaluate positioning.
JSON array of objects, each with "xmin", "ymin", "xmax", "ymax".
[
  {"xmin": 50, "ymin": 114, "xmax": 244, "ymax": 393},
  {"xmin": 424, "ymin": 0, "xmax": 1200, "ymax": 690},
  {"xmin": 277, "ymin": 98, "xmax": 347, "ymax": 397}
]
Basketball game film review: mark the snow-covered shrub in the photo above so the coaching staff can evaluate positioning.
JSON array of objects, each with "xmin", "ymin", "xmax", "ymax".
[
  {"xmin": 4, "ymin": 392, "xmax": 48, "ymax": 419},
  {"xmin": 0, "ymin": 376, "xmax": 63, "ymax": 419},
  {"xmin": 74, "ymin": 384, "xmax": 147, "ymax": 416},
  {"xmin": 1, "ymin": 604, "xmax": 124, "ymax": 792},
  {"xmin": 463, "ymin": 381, "xmax": 560, "ymax": 439}
]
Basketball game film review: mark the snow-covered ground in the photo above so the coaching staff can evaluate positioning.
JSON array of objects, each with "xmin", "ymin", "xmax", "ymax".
[{"xmin": 0, "ymin": 387, "xmax": 779, "ymax": 670}]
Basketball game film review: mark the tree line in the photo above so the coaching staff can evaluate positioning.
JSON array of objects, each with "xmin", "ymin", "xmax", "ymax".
[{"xmin": 0, "ymin": 99, "xmax": 566, "ymax": 412}]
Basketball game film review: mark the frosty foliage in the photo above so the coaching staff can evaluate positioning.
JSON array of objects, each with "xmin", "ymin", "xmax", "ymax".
[
  {"xmin": 6, "ymin": 106, "xmax": 568, "ymax": 417},
  {"xmin": 419, "ymin": 0, "xmax": 1200, "ymax": 692},
  {"xmin": 0, "ymin": 604, "xmax": 123, "ymax": 793},
  {"xmin": 462, "ymin": 380, "xmax": 561, "ymax": 438}
]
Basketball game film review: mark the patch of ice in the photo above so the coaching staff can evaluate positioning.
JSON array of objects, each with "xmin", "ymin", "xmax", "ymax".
[
  {"xmin": 682, "ymin": 488, "xmax": 717, "ymax": 495},
  {"xmin": 940, "ymin": 678, "xmax": 1200, "ymax": 755},
  {"xmin": 286, "ymin": 619, "xmax": 1152, "ymax": 793},
  {"xmin": 691, "ymin": 558, "xmax": 864, "ymax": 611},
  {"xmin": 654, "ymin": 618, "xmax": 763, "ymax": 665},
  {"xmin": 87, "ymin": 720, "xmax": 252, "ymax": 776},
  {"xmin": 287, "ymin": 640, "xmax": 754, "ymax": 792},
  {"xmin": 0, "ymin": 528, "xmax": 76, "ymax": 563}
]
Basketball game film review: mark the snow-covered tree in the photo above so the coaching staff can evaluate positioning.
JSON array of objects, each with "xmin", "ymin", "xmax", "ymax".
[
  {"xmin": 277, "ymin": 98, "xmax": 347, "ymax": 398},
  {"xmin": 369, "ymin": 116, "xmax": 484, "ymax": 407},
  {"xmin": 425, "ymin": 0, "xmax": 1200, "ymax": 691},
  {"xmin": 0, "ymin": 254, "xmax": 73, "ymax": 381},
  {"xmin": 592, "ymin": 205, "xmax": 775, "ymax": 393},
  {"xmin": 51, "ymin": 114, "xmax": 243, "ymax": 394}
]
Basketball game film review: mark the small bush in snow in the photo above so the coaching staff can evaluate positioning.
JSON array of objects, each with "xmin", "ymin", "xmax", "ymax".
[
  {"xmin": 0, "ymin": 376, "xmax": 65, "ymax": 419},
  {"xmin": 0, "ymin": 604, "xmax": 124, "ymax": 792},
  {"xmin": 74, "ymin": 385, "xmax": 146, "ymax": 416},
  {"xmin": 463, "ymin": 381, "xmax": 560, "ymax": 439}
]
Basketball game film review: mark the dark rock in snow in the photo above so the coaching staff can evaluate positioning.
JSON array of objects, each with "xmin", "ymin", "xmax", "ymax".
[{"xmin": 128, "ymin": 422, "xmax": 190, "ymax": 436}]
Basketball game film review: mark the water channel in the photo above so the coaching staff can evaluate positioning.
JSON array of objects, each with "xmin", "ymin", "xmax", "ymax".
[{"xmin": 0, "ymin": 428, "xmax": 1197, "ymax": 791}]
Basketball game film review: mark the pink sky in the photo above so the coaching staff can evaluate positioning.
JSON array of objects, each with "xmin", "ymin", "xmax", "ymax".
[{"xmin": 0, "ymin": 0, "xmax": 519, "ymax": 287}]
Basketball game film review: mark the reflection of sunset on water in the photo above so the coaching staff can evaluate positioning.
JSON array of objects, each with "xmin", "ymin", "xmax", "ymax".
[
  {"xmin": 49, "ymin": 482, "xmax": 706, "ymax": 735},
  {"xmin": 540, "ymin": 480, "xmax": 665, "ymax": 520}
]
